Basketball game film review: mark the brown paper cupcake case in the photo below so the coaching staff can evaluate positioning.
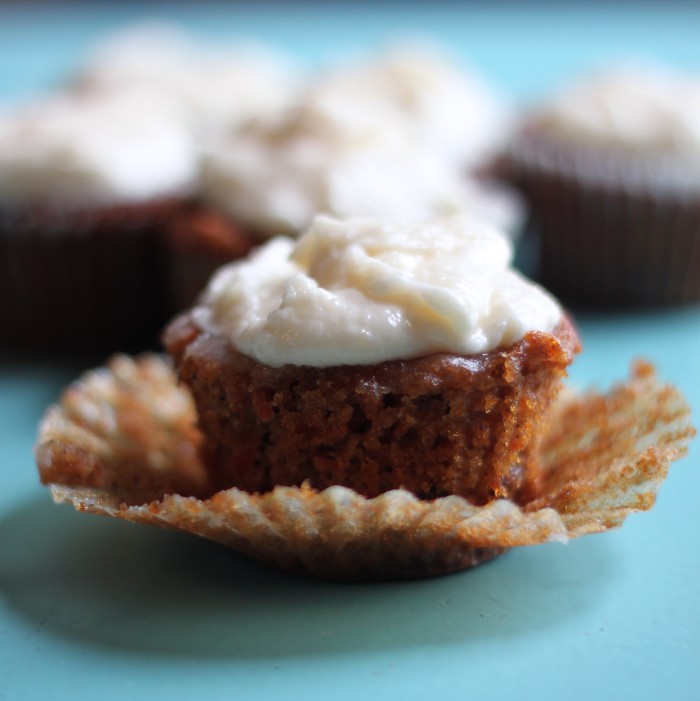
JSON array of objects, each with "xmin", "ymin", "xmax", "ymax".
[
  {"xmin": 36, "ymin": 355, "xmax": 694, "ymax": 581},
  {"xmin": 508, "ymin": 136, "xmax": 700, "ymax": 307},
  {"xmin": 0, "ymin": 201, "xmax": 178, "ymax": 353}
]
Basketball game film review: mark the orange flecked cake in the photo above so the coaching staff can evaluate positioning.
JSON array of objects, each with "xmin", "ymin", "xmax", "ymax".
[
  {"xmin": 164, "ymin": 215, "xmax": 579, "ymax": 506},
  {"xmin": 165, "ymin": 314, "xmax": 578, "ymax": 505}
]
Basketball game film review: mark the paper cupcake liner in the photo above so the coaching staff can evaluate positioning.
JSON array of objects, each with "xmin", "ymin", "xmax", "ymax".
[
  {"xmin": 0, "ymin": 200, "xmax": 179, "ymax": 354},
  {"xmin": 36, "ymin": 355, "xmax": 694, "ymax": 581},
  {"xmin": 507, "ymin": 135, "xmax": 700, "ymax": 308}
]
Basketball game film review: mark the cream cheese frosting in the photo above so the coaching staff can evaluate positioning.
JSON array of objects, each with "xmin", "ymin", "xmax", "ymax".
[
  {"xmin": 194, "ymin": 215, "xmax": 562, "ymax": 367},
  {"xmin": 532, "ymin": 65, "xmax": 700, "ymax": 157},
  {"xmin": 201, "ymin": 91, "xmax": 520, "ymax": 238},
  {"xmin": 310, "ymin": 45, "xmax": 512, "ymax": 170},
  {"xmin": 78, "ymin": 23, "xmax": 300, "ymax": 134},
  {"xmin": 0, "ymin": 89, "xmax": 199, "ymax": 207}
]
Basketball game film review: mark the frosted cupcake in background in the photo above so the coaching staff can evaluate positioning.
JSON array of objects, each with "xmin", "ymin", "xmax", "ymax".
[
  {"xmin": 504, "ymin": 63, "xmax": 700, "ymax": 307},
  {"xmin": 74, "ymin": 23, "xmax": 301, "ymax": 139},
  {"xmin": 0, "ymin": 24, "xmax": 305, "ymax": 353},
  {"xmin": 201, "ymin": 95, "xmax": 486, "ymax": 237},
  {"xmin": 168, "ymin": 69, "xmax": 523, "ymax": 310},
  {"xmin": 64, "ymin": 23, "xmax": 308, "ymax": 327},
  {"xmin": 0, "ymin": 88, "xmax": 199, "ymax": 353},
  {"xmin": 310, "ymin": 44, "xmax": 513, "ymax": 173}
]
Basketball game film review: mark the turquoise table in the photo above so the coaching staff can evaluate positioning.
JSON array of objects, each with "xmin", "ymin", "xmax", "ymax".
[{"xmin": 1, "ymin": 3, "xmax": 699, "ymax": 700}]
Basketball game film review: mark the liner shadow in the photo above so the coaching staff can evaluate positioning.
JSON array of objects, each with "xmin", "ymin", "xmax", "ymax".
[{"xmin": 0, "ymin": 495, "xmax": 614, "ymax": 659}]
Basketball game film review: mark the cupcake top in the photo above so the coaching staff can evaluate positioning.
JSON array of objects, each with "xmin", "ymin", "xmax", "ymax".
[
  {"xmin": 529, "ymin": 65, "xmax": 700, "ymax": 159},
  {"xmin": 0, "ymin": 89, "xmax": 199, "ymax": 208},
  {"xmin": 77, "ymin": 24, "xmax": 300, "ymax": 135},
  {"xmin": 310, "ymin": 45, "xmax": 512, "ymax": 170},
  {"xmin": 201, "ymin": 91, "xmax": 517, "ymax": 238},
  {"xmin": 194, "ymin": 215, "xmax": 563, "ymax": 368}
]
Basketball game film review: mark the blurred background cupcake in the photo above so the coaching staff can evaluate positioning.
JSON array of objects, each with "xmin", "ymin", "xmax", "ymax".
[
  {"xmin": 0, "ymin": 88, "xmax": 199, "ymax": 354},
  {"xmin": 504, "ymin": 63, "xmax": 700, "ymax": 308},
  {"xmin": 0, "ymin": 24, "xmax": 304, "ymax": 354},
  {"xmin": 73, "ymin": 22, "xmax": 302, "ymax": 139},
  {"xmin": 173, "ymin": 45, "xmax": 523, "ymax": 309},
  {"xmin": 308, "ymin": 44, "xmax": 513, "ymax": 174}
]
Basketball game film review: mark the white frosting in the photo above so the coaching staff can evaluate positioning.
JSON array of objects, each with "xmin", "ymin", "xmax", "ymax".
[
  {"xmin": 78, "ymin": 23, "xmax": 299, "ymax": 133},
  {"xmin": 202, "ymin": 92, "xmax": 520, "ymax": 238},
  {"xmin": 311, "ymin": 46, "xmax": 512, "ymax": 169},
  {"xmin": 0, "ymin": 90, "xmax": 199, "ymax": 207},
  {"xmin": 534, "ymin": 65, "xmax": 700, "ymax": 157},
  {"xmin": 195, "ymin": 215, "xmax": 562, "ymax": 368}
]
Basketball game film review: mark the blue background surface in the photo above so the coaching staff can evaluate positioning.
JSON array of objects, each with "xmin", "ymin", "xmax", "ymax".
[{"xmin": 0, "ymin": 3, "xmax": 699, "ymax": 700}]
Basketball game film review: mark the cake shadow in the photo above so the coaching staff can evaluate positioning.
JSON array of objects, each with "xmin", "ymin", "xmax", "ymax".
[{"xmin": 0, "ymin": 494, "xmax": 614, "ymax": 660}]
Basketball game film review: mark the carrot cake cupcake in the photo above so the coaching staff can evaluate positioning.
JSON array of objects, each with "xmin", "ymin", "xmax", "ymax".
[
  {"xmin": 162, "ymin": 81, "xmax": 522, "ymax": 312},
  {"xmin": 309, "ymin": 44, "xmax": 513, "ymax": 173},
  {"xmin": 164, "ymin": 214, "xmax": 579, "ymax": 505},
  {"xmin": 36, "ymin": 221, "xmax": 695, "ymax": 580},
  {"xmin": 160, "ymin": 43, "xmax": 521, "ymax": 310},
  {"xmin": 506, "ymin": 63, "xmax": 700, "ymax": 306},
  {"xmin": 0, "ymin": 88, "xmax": 199, "ymax": 352},
  {"xmin": 73, "ymin": 25, "xmax": 303, "ymax": 319},
  {"xmin": 74, "ymin": 23, "xmax": 300, "ymax": 139},
  {"xmin": 201, "ymin": 83, "xmax": 522, "ymax": 237}
]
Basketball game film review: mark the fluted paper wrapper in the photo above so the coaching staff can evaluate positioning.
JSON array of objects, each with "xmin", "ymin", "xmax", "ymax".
[
  {"xmin": 507, "ymin": 134, "xmax": 700, "ymax": 308},
  {"xmin": 36, "ymin": 355, "xmax": 694, "ymax": 580},
  {"xmin": 0, "ymin": 201, "xmax": 177, "ymax": 353}
]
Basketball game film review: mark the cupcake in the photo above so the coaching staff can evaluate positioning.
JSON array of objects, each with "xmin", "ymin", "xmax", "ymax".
[
  {"xmin": 0, "ymin": 88, "xmax": 199, "ymax": 353},
  {"xmin": 201, "ymin": 52, "xmax": 519, "ymax": 239},
  {"xmin": 168, "ymin": 83, "xmax": 523, "ymax": 309},
  {"xmin": 164, "ymin": 215, "xmax": 579, "ymax": 505},
  {"xmin": 309, "ymin": 44, "xmax": 513, "ymax": 173},
  {"xmin": 312, "ymin": 45, "xmax": 512, "ymax": 172},
  {"xmin": 161, "ymin": 44, "xmax": 521, "ymax": 312},
  {"xmin": 506, "ymin": 64, "xmax": 700, "ymax": 307},
  {"xmin": 180, "ymin": 86, "xmax": 523, "ymax": 305},
  {"xmin": 35, "ymin": 219, "xmax": 695, "ymax": 580},
  {"xmin": 36, "ymin": 355, "xmax": 694, "ymax": 580},
  {"xmin": 72, "ymin": 24, "xmax": 304, "ymax": 319},
  {"xmin": 74, "ymin": 23, "xmax": 300, "ymax": 139},
  {"xmin": 201, "ymin": 97, "xmax": 496, "ymax": 237}
]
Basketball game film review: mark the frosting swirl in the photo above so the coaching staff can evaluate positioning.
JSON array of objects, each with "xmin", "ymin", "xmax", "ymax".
[
  {"xmin": 202, "ymin": 89, "xmax": 518, "ymax": 238},
  {"xmin": 0, "ymin": 89, "xmax": 198, "ymax": 207},
  {"xmin": 311, "ymin": 45, "xmax": 512, "ymax": 169},
  {"xmin": 195, "ymin": 215, "xmax": 562, "ymax": 368},
  {"xmin": 77, "ymin": 23, "xmax": 299, "ymax": 133},
  {"xmin": 532, "ymin": 65, "xmax": 700, "ymax": 157}
]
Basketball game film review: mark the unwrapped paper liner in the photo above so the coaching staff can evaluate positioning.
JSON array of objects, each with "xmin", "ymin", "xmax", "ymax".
[{"xmin": 36, "ymin": 355, "xmax": 694, "ymax": 580}]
